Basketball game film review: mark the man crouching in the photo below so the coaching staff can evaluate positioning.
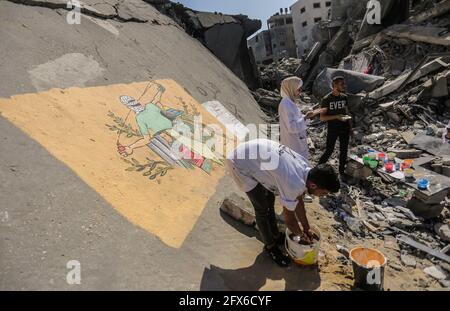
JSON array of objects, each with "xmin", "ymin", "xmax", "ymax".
[{"xmin": 226, "ymin": 139, "xmax": 340, "ymax": 267}]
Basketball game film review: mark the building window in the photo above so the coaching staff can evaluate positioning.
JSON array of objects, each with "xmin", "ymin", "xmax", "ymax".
[
  {"xmin": 313, "ymin": 3, "xmax": 321, "ymax": 8},
  {"xmin": 326, "ymin": 1, "xmax": 331, "ymax": 7},
  {"xmin": 273, "ymin": 44, "xmax": 277, "ymax": 48},
  {"xmin": 302, "ymin": 21, "xmax": 307, "ymax": 27},
  {"xmin": 300, "ymin": 7, "xmax": 305, "ymax": 14},
  {"xmin": 286, "ymin": 17, "xmax": 293, "ymax": 24},
  {"xmin": 314, "ymin": 17, "xmax": 322, "ymax": 23},
  {"xmin": 280, "ymin": 42, "xmax": 286, "ymax": 47},
  {"xmin": 255, "ymin": 35, "xmax": 259, "ymax": 42}
]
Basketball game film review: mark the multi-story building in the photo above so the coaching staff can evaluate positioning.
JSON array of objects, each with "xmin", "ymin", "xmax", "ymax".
[
  {"xmin": 247, "ymin": 30, "xmax": 273, "ymax": 65},
  {"xmin": 290, "ymin": 0, "xmax": 332, "ymax": 57},
  {"xmin": 248, "ymin": 8, "xmax": 297, "ymax": 64},
  {"xmin": 267, "ymin": 9, "xmax": 297, "ymax": 62}
]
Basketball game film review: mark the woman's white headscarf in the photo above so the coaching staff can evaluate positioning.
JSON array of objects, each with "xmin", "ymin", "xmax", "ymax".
[{"xmin": 280, "ymin": 77, "xmax": 303, "ymax": 101}]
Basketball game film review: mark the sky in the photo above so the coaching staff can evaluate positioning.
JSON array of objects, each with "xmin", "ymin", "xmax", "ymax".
[{"xmin": 175, "ymin": 0, "xmax": 296, "ymax": 31}]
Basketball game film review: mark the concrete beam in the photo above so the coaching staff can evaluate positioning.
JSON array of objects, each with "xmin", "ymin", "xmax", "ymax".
[
  {"xmin": 384, "ymin": 25, "xmax": 450, "ymax": 46},
  {"xmin": 408, "ymin": 0, "xmax": 450, "ymax": 24},
  {"xmin": 368, "ymin": 56, "xmax": 450, "ymax": 99}
]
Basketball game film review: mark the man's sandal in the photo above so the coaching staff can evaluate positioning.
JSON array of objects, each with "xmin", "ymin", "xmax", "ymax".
[{"xmin": 264, "ymin": 245, "xmax": 291, "ymax": 267}]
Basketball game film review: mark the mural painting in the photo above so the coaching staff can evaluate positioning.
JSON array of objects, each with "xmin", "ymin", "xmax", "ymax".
[{"xmin": 0, "ymin": 79, "xmax": 238, "ymax": 248}]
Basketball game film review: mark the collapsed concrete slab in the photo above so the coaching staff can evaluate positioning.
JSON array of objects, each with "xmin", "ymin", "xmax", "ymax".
[
  {"xmin": 313, "ymin": 68, "xmax": 386, "ymax": 99},
  {"xmin": 407, "ymin": 197, "xmax": 444, "ymax": 219},
  {"xmin": 384, "ymin": 25, "xmax": 450, "ymax": 46},
  {"xmin": 157, "ymin": 4, "xmax": 262, "ymax": 90},
  {"xmin": 411, "ymin": 134, "xmax": 450, "ymax": 157},
  {"xmin": 368, "ymin": 56, "xmax": 450, "ymax": 99},
  {"xmin": 407, "ymin": 0, "xmax": 450, "ymax": 24}
]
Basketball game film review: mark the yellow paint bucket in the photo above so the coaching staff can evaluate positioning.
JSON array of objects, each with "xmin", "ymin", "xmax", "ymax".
[{"xmin": 285, "ymin": 226, "xmax": 321, "ymax": 265}]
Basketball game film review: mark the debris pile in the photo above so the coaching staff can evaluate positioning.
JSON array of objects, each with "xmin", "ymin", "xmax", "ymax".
[
  {"xmin": 248, "ymin": 0, "xmax": 450, "ymax": 288},
  {"xmin": 154, "ymin": 1, "xmax": 262, "ymax": 89},
  {"xmin": 259, "ymin": 58, "xmax": 301, "ymax": 90}
]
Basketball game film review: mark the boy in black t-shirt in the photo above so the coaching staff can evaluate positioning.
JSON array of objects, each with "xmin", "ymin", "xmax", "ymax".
[{"xmin": 318, "ymin": 76, "xmax": 353, "ymax": 175}]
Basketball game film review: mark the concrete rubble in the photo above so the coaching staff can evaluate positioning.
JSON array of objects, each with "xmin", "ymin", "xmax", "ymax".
[
  {"xmin": 220, "ymin": 193, "xmax": 256, "ymax": 226},
  {"xmin": 241, "ymin": 0, "xmax": 450, "ymax": 289},
  {"xmin": 154, "ymin": 1, "xmax": 262, "ymax": 90}
]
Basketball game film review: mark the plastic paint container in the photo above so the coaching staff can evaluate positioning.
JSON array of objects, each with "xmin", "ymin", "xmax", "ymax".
[
  {"xmin": 350, "ymin": 247, "xmax": 387, "ymax": 291},
  {"xmin": 387, "ymin": 153, "xmax": 396, "ymax": 161},
  {"xmin": 417, "ymin": 179, "xmax": 429, "ymax": 190},
  {"xmin": 401, "ymin": 162, "xmax": 410, "ymax": 171},
  {"xmin": 285, "ymin": 225, "xmax": 321, "ymax": 266},
  {"xmin": 404, "ymin": 159, "xmax": 414, "ymax": 168},
  {"xmin": 369, "ymin": 159, "xmax": 379, "ymax": 170},
  {"xmin": 404, "ymin": 168, "xmax": 415, "ymax": 179},
  {"xmin": 385, "ymin": 162, "xmax": 394, "ymax": 173},
  {"xmin": 363, "ymin": 155, "xmax": 371, "ymax": 165},
  {"xmin": 378, "ymin": 153, "xmax": 386, "ymax": 163},
  {"xmin": 368, "ymin": 153, "xmax": 377, "ymax": 160}
]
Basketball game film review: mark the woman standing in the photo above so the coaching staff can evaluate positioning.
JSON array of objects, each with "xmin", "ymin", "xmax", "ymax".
[{"xmin": 278, "ymin": 77, "xmax": 322, "ymax": 161}]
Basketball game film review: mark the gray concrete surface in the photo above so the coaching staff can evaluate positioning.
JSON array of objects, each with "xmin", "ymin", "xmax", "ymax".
[{"xmin": 0, "ymin": 0, "xmax": 317, "ymax": 290}]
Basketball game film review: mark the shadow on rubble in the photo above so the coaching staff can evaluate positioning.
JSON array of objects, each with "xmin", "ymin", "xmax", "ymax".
[{"xmin": 201, "ymin": 211, "xmax": 321, "ymax": 291}]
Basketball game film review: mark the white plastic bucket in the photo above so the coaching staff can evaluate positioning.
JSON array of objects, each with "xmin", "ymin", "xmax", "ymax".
[{"xmin": 285, "ymin": 225, "xmax": 321, "ymax": 265}]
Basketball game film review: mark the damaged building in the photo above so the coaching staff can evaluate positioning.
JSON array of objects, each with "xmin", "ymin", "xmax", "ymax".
[
  {"xmin": 248, "ymin": 0, "xmax": 450, "ymax": 288},
  {"xmin": 154, "ymin": 1, "xmax": 262, "ymax": 90}
]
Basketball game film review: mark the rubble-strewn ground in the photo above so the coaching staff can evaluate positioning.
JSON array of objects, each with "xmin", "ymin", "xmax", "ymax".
[
  {"xmin": 249, "ymin": 0, "xmax": 450, "ymax": 290},
  {"xmin": 293, "ymin": 199, "xmax": 446, "ymax": 291}
]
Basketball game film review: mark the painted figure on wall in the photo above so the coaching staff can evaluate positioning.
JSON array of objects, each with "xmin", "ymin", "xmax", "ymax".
[{"xmin": 110, "ymin": 81, "xmax": 223, "ymax": 179}]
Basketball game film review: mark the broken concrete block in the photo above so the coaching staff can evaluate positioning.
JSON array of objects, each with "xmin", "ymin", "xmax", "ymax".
[
  {"xmin": 386, "ymin": 111, "xmax": 401, "ymax": 123},
  {"xmin": 443, "ymin": 157, "xmax": 450, "ymax": 166},
  {"xmin": 423, "ymin": 266, "xmax": 448, "ymax": 280},
  {"xmin": 400, "ymin": 252, "xmax": 417, "ymax": 268},
  {"xmin": 432, "ymin": 163, "xmax": 443, "ymax": 174},
  {"xmin": 431, "ymin": 74, "xmax": 449, "ymax": 98},
  {"xmin": 441, "ymin": 165, "xmax": 450, "ymax": 178},
  {"xmin": 379, "ymin": 100, "xmax": 396, "ymax": 110},
  {"xmin": 414, "ymin": 189, "xmax": 448, "ymax": 205},
  {"xmin": 345, "ymin": 160, "xmax": 372, "ymax": 179},
  {"xmin": 407, "ymin": 197, "xmax": 444, "ymax": 220},
  {"xmin": 411, "ymin": 134, "xmax": 450, "ymax": 157},
  {"xmin": 408, "ymin": 0, "xmax": 450, "ymax": 24},
  {"xmin": 313, "ymin": 68, "xmax": 385, "ymax": 99},
  {"xmin": 385, "ymin": 25, "xmax": 450, "ymax": 47},
  {"xmin": 220, "ymin": 193, "xmax": 255, "ymax": 226},
  {"xmin": 387, "ymin": 149, "xmax": 422, "ymax": 159},
  {"xmin": 368, "ymin": 56, "xmax": 450, "ymax": 99},
  {"xmin": 389, "ymin": 262, "xmax": 403, "ymax": 272},
  {"xmin": 435, "ymin": 223, "xmax": 450, "ymax": 242}
]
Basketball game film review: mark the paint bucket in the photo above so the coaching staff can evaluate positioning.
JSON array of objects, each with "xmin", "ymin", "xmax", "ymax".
[
  {"xmin": 350, "ymin": 247, "xmax": 387, "ymax": 291},
  {"xmin": 404, "ymin": 159, "xmax": 414, "ymax": 168},
  {"xmin": 369, "ymin": 159, "xmax": 378, "ymax": 170},
  {"xmin": 384, "ymin": 162, "xmax": 394, "ymax": 173},
  {"xmin": 404, "ymin": 168, "xmax": 415, "ymax": 179},
  {"xmin": 387, "ymin": 152, "xmax": 396, "ymax": 161},
  {"xmin": 417, "ymin": 178, "xmax": 429, "ymax": 190},
  {"xmin": 368, "ymin": 153, "xmax": 377, "ymax": 160},
  {"xmin": 285, "ymin": 226, "xmax": 321, "ymax": 266},
  {"xmin": 378, "ymin": 153, "xmax": 386, "ymax": 163},
  {"xmin": 363, "ymin": 155, "xmax": 371, "ymax": 166}
]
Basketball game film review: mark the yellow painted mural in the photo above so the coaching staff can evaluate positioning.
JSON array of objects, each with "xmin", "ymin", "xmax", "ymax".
[{"xmin": 0, "ymin": 79, "xmax": 237, "ymax": 248}]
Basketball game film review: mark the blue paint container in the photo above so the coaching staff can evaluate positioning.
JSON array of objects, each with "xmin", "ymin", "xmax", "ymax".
[{"xmin": 417, "ymin": 179, "xmax": 429, "ymax": 190}]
